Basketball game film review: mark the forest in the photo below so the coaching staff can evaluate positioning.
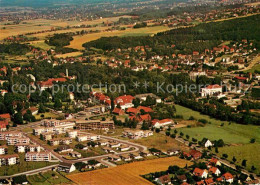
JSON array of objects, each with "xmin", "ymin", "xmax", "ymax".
[
  {"xmin": 0, "ymin": 43, "xmax": 30, "ymax": 55},
  {"xmin": 83, "ymin": 14, "xmax": 260, "ymax": 54}
]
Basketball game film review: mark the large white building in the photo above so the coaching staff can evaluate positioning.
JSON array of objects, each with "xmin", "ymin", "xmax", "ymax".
[{"xmin": 201, "ymin": 84, "xmax": 222, "ymax": 97}]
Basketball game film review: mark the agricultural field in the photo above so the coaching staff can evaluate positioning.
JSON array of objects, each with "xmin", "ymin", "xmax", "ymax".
[
  {"xmin": 67, "ymin": 156, "xmax": 192, "ymax": 185},
  {"xmin": 27, "ymin": 171, "xmax": 73, "ymax": 185},
  {"xmin": 0, "ymin": 16, "xmax": 130, "ymax": 40},
  {"xmin": 132, "ymin": 133, "xmax": 190, "ymax": 152},
  {"xmin": 55, "ymin": 51, "xmax": 83, "ymax": 58},
  {"xmin": 175, "ymin": 105, "xmax": 260, "ymax": 144},
  {"xmin": 67, "ymin": 25, "xmax": 171, "ymax": 50},
  {"xmin": 217, "ymin": 143, "xmax": 260, "ymax": 175}
]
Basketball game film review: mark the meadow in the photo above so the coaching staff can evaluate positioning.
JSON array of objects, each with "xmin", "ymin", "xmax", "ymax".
[
  {"xmin": 217, "ymin": 143, "xmax": 260, "ymax": 175},
  {"xmin": 67, "ymin": 156, "xmax": 192, "ymax": 185},
  {"xmin": 175, "ymin": 105, "xmax": 260, "ymax": 144}
]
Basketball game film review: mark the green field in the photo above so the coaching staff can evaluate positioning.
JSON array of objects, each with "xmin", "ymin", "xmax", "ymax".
[
  {"xmin": 0, "ymin": 154, "xmax": 57, "ymax": 176},
  {"xmin": 175, "ymin": 105, "xmax": 260, "ymax": 144},
  {"xmin": 27, "ymin": 171, "xmax": 72, "ymax": 185},
  {"xmin": 217, "ymin": 143, "xmax": 260, "ymax": 175}
]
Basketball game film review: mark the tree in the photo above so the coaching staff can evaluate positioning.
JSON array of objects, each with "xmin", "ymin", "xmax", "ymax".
[
  {"xmin": 155, "ymin": 128, "xmax": 160, "ymax": 133},
  {"xmin": 251, "ymin": 165, "xmax": 256, "ymax": 171},
  {"xmin": 242, "ymin": 160, "xmax": 247, "ymax": 167},
  {"xmin": 38, "ymin": 103, "xmax": 46, "ymax": 113},
  {"xmin": 13, "ymin": 112, "xmax": 23, "ymax": 124},
  {"xmin": 215, "ymin": 147, "xmax": 219, "ymax": 153},
  {"xmin": 141, "ymin": 121, "xmax": 149, "ymax": 130},
  {"xmin": 54, "ymin": 99, "xmax": 62, "ymax": 109},
  {"xmin": 222, "ymin": 154, "xmax": 228, "ymax": 159},
  {"xmin": 250, "ymin": 138, "xmax": 255, "ymax": 143},
  {"xmin": 232, "ymin": 156, "xmax": 237, "ymax": 163},
  {"xmin": 186, "ymin": 135, "xmax": 190, "ymax": 140}
]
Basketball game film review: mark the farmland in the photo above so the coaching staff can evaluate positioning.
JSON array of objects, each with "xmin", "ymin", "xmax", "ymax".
[
  {"xmin": 67, "ymin": 156, "xmax": 192, "ymax": 185},
  {"xmin": 0, "ymin": 16, "xmax": 130, "ymax": 40},
  {"xmin": 175, "ymin": 105, "xmax": 260, "ymax": 144}
]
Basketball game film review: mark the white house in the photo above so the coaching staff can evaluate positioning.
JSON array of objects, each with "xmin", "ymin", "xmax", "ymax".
[
  {"xmin": 58, "ymin": 162, "xmax": 76, "ymax": 173},
  {"xmin": 204, "ymin": 140, "xmax": 213, "ymax": 148}
]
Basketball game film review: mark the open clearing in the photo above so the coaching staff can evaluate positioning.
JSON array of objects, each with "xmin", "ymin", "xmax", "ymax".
[
  {"xmin": 175, "ymin": 105, "xmax": 260, "ymax": 144},
  {"xmin": 67, "ymin": 156, "xmax": 192, "ymax": 185}
]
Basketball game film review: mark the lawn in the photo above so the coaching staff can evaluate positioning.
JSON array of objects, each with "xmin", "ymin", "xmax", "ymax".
[
  {"xmin": 27, "ymin": 171, "xmax": 72, "ymax": 185},
  {"xmin": 175, "ymin": 105, "xmax": 260, "ymax": 144},
  {"xmin": 0, "ymin": 154, "xmax": 57, "ymax": 176},
  {"xmin": 217, "ymin": 143, "xmax": 260, "ymax": 175},
  {"xmin": 67, "ymin": 156, "xmax": 192, "ymax": 185}
]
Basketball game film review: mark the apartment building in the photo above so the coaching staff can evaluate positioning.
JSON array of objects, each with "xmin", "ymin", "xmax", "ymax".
[
  {"xmin": 49, "ymin": 138, "xmax": 72, "ymax": 146},
  {"xmin": 25, "ymin": 152, "xmax": 51, "ymax": 162},
  {"xmin": 0, "ymin": 154, "xmax": 19, "ymax": 166},
  {"xmin": 76, "ymin": 120, "xmax": 115, "ymax": 130},
  {"xmin": 76, "ymin": 133, "xmax": 100, "ymax": 142},
  {"xmin": 34, "ymin": 121, "xmax": 75, "ymax": 136},
  {"xmin": 7, "ymin": 137, "xmax": 30, "ymax": 145},
  {"xmin": 0, "ymin": 131, "xmax": 23, "ymax": 140}
]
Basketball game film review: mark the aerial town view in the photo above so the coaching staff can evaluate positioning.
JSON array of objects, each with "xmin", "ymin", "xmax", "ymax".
[{"xmin": 0, "ymin": 0, "xmax": 259, "ymax": 184}]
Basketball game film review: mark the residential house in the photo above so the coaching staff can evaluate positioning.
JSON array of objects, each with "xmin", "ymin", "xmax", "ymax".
[
  {"xmin": 108, "ymin": 155, "xmax": 121, "ymax": 162},
  {"xmin": 120, "ymin": 154, "xmax": 132, "ymax": 161},
  {"xmin": 189, "ymin": 150, "xmax": 202, "ymax": 160},
  {"xmin": 58, "ymin": 162, "xmax": 76, "ymax": 173},
  {"xmin": 193, "ymin": 168, "xmax": 208, "ymax": 178},
  {"xmin": 210, "ymin": 158, "xmax": 221, "ymax": 166},
  {"xmin": 167, "ymin": 148, "xmax": 180, "ymax": 156},
  {"xmin": 204, "ymin": 140, "xmax": 213, "ymax": 148},
  {"xmin": 119, "ymin": 144, "xmax": 130, "ymax": 152},
  {"xmin": 209, "ymin": 167, "xmax": 221, "ymax": 176},
  {"xmin": 114, "ymin": 95, "xmax": 135, "ymax": 110},
  {"xmin": 131, "ymin": 152, "xmax": 143, "ymax": 160},
  {"xmin": 156, "ymin": 174, "xmax": 171, "ymax": 185},
  {"xmin": 222, "ymin": 173, "xmax": 233, "ymax": 183},
  {"xmin": 112, "ymin": 108, "xmax": 124, "ymax": 115}
]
